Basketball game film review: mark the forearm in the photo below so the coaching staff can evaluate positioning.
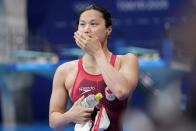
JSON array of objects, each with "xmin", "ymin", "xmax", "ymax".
[
  {"xmin": 49, "ymin": 111, "xmax": 73, "ymax": 130},
  {"xmin": 95, "ymin": 52, "xmax": 131, "ymax": 99}
]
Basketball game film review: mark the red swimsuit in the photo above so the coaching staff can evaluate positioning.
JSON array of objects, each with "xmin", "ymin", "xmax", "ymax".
[{"xmin": 72, "ymin": 55, "xmax": 128, "ymax": 131}]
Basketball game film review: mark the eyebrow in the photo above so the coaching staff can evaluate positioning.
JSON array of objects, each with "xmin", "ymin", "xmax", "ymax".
[{"xmin": 79, "ymin": 19, "xmax": 97, "ymax": 23}]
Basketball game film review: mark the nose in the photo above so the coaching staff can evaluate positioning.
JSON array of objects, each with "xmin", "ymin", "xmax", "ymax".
[{"xmin": 84, "ymin": 24, "xmax": 91, "ymax": 34}]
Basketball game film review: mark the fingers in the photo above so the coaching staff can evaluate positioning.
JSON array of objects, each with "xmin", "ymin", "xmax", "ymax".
[
  {"xmin": 74, "ymin": 33, "xmax": 87, "ymax": 49},
  {"xmin": 74, "ymin": 31, "xmax": 92, "ymax": 46},
  {"xmin": 76, "ymin": 117, "xmax": 90, "ymax": 124},
  {"xmin": 79, "ymin": 108, "xmax": 93, "ymax": 119},
  {"xmin": 75, "ymin": 95, "xmax": 85, "ymax": 105},
  {"xmin": 74, "ymin": 38, "xmax": 84, "ymax": 49},
  {"xmin": 74, "ymin": 34, "xmax": 83, "ymax": 46},
  {"xmin": 82, "ymin": 112, "xmax": 92, "ymax": 118},
  {"xmin": 71, "ymin": 107, "xmax": 93, "ymax": 124},
  {"xmin": 73, "ymin": 31, "xmax": 102, "ymax": 57},
  {"xmin": 74, "ymin": 32, "xmax": 84, "ymax": 42},
  {"xmin": 71, "ymin": 96, "xmax": 95, "ymax": 124},
  {"xmin": 78, "ymin": 111, "xmax": 93, "ymax": 124},
  {"xmin": 74, "ymin": 96, "xmax": 94, "ymax": 113},
  {"xmin": 74, "ymin": 32, "xmax": 88, "ymax": 43},
  {"xmin": 75, "ymin": 31, "xmax": 90, "ymax": 40},
  {"xmin": 85, "ymin": 107, "xmax": 94, "ymax": 113}
]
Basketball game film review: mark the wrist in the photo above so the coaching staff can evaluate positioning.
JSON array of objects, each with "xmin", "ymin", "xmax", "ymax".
[
  {"xmin": 95, "ymin": 51, "xmax": 107, "ymax": 65},
  {"xmin": 63, "ymin": 110, "xmax": 74, "ymax": 123},
  {"xmin": 94, "ymin": 49, "xmax": 104, "ymax": 58}
]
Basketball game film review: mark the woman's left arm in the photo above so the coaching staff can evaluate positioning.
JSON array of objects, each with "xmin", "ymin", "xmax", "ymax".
[
  {"xmin": 95, "ymin": 52, "xmax": 139, "ymax": 100},
  {"xmin": 74, "ymin": 31, "xmax": 139, "ymax": 99}
]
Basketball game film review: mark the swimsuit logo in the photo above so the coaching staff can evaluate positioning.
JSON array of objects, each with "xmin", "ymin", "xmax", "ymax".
[
  {"xmin": 105, "ymin": 87, "xmax": 116, "ymax": 101},
  {"xmin": 79, "ymin": 86, "xmax": 95, "ymax": 95}
]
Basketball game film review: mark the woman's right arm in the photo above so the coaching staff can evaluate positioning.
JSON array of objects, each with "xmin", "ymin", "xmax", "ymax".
[{"xmin": 49, "ymin": 65, "xmax": 94, "ymax": 130}]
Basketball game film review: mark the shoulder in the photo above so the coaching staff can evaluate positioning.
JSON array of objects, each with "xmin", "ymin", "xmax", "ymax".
[
  {"xmin": 55, "ymin": 60, "xmax": 79, "ymax": 76},
  {"xmin": 117, "ymin": 53, "xmax": 138, "ymax": 64}
]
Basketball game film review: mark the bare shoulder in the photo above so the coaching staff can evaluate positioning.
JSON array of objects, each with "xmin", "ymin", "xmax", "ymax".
[
  {"xmin": 117, "ymin": 53, "xmax": 138, "ymax": 64},
  {"xmin": 55, "ymin": 60, "xmax": 78, "ymax": 76}
]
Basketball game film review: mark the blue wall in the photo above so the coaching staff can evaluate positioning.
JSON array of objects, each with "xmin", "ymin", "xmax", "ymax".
[{"xmin": 27, "ymin": 0, "xmax": 193, "ymax": 51}]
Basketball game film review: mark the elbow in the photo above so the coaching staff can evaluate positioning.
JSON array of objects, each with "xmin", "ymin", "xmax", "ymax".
[
  {"xmin": 49, "ymin": 116, "xmax": 65, "ymax": 130},
  {"xmin": 115, "ymin": 80, "xmax": 138, "ymax": 100},
  {"xmin": 49, "ymin": 121, "xmax": 56, "ymax": 130},
  {"xmin": 115, "ymin": 85, "xmax": 136, "ymax": 100},
  {"xmin": 49, "ymin": 120, "xmax": 65, "ymax": 130},
  {"xmin": 49, "ymin": 114, "xmax": 58, "ymax": 130},
  {"xmin": 49, "ymin": 120, "xmax": 59, "ymax": 130},
  {"xmin": 49, "ymin": 121, "xmax": 55, "ymax": 130},
  {"xmin": 115, "ymin": 89, "xmax": 129, "ymax": 100}
]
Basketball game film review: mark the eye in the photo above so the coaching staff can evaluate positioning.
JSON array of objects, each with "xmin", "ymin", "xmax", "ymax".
[
  {"xmin": 79, "ymin": 23, "xmax": 85, "ymax": 26},
  {"xmin": 91, "ymin": 23, "xmax": 97, "ymax": 26}
]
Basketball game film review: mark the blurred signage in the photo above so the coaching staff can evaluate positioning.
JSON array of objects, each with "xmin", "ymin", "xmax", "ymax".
[
  {"xmin": 27, "ymin": 0, "xmax": 193, "ymax": 49},
  {"xmin": 116, "ymin": 0, "xmax": 170, "ymax": 11}
]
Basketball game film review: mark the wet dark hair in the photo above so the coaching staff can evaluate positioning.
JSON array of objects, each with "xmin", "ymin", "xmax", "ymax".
[{"xmin": 76, "ymin": 4, "xmax": 112, "ymax": 28}]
